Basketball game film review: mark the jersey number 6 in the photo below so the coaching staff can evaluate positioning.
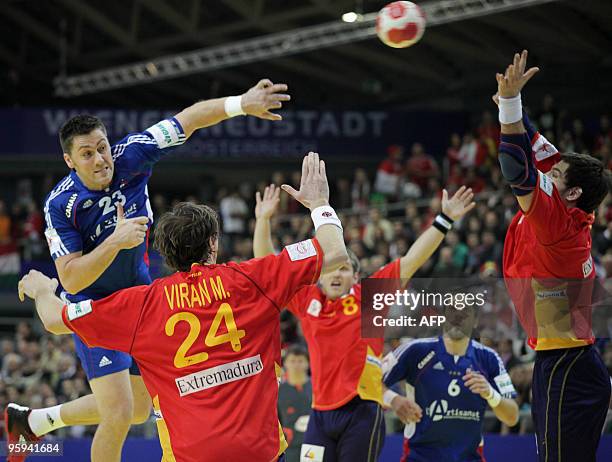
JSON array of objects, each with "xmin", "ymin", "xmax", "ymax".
[{"xmin": 165, "ymin": 303, "xmax": 246, "ymax": 369}]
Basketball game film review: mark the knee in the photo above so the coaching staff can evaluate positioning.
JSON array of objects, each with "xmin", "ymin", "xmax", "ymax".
[
  {"xmin": 99, "ymin": 397, "xmax": 134, "ymax": 428},
  {"xmin": 132, "ymin": 396, "xmax": 152, "ymax": 425}
]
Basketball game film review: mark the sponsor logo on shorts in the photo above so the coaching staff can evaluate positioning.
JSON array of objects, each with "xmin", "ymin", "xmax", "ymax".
[
  {"xmin": 300, "ymin": 444, "xmax": 325, "ymax": 462},
  {"xmin": 175, "ymin": 355, "xmax": 263, "ymax": 397},
  {"xmin": 98, "ymin": 356, "xmax": 113, "ymax": 368},
  {"xmin": 494, "ymin": 373, "xmax": 516, "ymax": 397}
]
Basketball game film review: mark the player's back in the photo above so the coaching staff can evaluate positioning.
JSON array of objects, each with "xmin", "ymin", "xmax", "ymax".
[{"xmin": 106, "ymin": 241, "xmax": 323, "ymax": 462}]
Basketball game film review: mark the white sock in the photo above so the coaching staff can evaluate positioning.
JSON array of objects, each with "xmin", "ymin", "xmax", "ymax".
[{"xmin": 27, "ymin": 405, "xmax": 66, "ymax": 437}]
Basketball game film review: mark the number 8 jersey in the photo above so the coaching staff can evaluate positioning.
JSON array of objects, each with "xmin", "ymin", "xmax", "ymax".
[{"xmin": 61, "ymin": 239, "xmax": 324, "ymax": 462}]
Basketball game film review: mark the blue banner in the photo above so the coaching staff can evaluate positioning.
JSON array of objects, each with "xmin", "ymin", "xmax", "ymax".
[{"xmin": 0, "ymin": 108, "xmax": 467, "ymax": 158}]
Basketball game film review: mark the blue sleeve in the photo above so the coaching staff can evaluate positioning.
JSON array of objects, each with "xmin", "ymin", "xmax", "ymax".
[
  {"xmin": 112, "ymin": 117, "xmax": 186, "ymax": 173},
  {"xmin": 522, "ymin": 110, "xmax": 537, "ymax": 142},
  {"xmin": 485, "ymin": 350, "xmax": 517, "ymax": 399},
  {"xmin": 498, "ymin": 132, "xmax": 537, "ymax": 196},
  {"xmin": 382, "ymin": 342, "xmax": 418, "ymax": 387},
  {"xmin": 44, "ymin": 197, "xmax": 83, "ymax": 260}
]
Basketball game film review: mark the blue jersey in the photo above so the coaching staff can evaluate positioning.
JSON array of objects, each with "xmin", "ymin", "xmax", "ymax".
[
  {"xmin": 383, "ymin": 337, "xmax": 517, "ymax": 462},
  {"xmin": 43, "ymin": 118, "xmax": 186, "ymax": 302}
]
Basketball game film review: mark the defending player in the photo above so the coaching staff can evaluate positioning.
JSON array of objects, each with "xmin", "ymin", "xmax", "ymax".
[
  {"xmin": 16, "ymin": 152, "xmax": 348, "ymax": 462},
  {"xmin": 253, "ymin": 184, "xmax": 476, "ymax": 462},
  {"xmin": 495, "ymin": 50, "xmax": 611, "ymax": 461},
  {"xmin": 382, "ymin": 303, "xmax": 519, "ymax": 461},
  {"xmin": 4, "ymin": 79, "xmax": 291, "ymax": 462}
]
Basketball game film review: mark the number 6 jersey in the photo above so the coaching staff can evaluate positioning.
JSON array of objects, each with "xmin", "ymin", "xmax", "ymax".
[{"xmin": 61, "ymin": 239, "xmax": 324, "ymax": 462}]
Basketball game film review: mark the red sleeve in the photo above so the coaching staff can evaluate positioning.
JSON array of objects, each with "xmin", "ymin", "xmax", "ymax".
[
  {"xmin": 523, "ymin": 171, "xmax": 571, "ymax": 245},
  {"xmin": 370, "ymin": 258, "xmax": 401, "ymax": 279},
  {"xmin": 235, "ymin": 238, "xmax": 323, "ymax": 311},
  {"xmin": 61, "ymin": 285, "xmax": 150, "ymax": 353},
  {"xmin": 285, "ymin": 286, "xmax": 313, "ymax": 317}
]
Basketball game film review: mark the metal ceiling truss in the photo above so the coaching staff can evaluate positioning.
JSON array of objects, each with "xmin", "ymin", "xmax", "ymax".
[{"xmin": 54, "ymin": 0, "xmax": 560, "ymax": 97}]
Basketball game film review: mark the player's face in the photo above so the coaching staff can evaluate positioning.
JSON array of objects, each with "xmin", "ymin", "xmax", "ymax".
[
  {"xmin": 63, "ymin": 129, "xmax": 114, "ymax": 191},
  {"xmin": 443, "ymin": 306, "xmax": 477, "ymax": 340},
  {"xmin": 284, "ymin": 354, "xmax": 309, "ymax": 376},
  {"xmin": 319, "ymin": 260, "xmax": 358, "ymax": 300}
]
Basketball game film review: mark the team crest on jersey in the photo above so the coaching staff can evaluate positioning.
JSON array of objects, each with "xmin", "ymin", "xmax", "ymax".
[
  {"xmin": 307, "ymin": 299, "xmax": 322, "ymax": 317},
  {"xmin": 82, "ymin": 199, "xmax": 93, "ymax": 209}
]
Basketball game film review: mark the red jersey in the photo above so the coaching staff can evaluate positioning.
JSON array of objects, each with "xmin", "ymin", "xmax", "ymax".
[
  {"xmin": 286, "ymin": 259, "xmax": 400, "ymax": 410},
  {"xmin": 62, "ymin": 239, "xmax": 323, "ymax": 462},
  {"xmin": 503, "ymin": 171, "xmax": 595, "ymax": 350}
]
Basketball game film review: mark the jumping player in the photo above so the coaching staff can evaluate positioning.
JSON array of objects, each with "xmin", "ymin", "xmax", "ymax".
[
  {"xmin": 253, "ymin": 184, "xmax": 476, "ymax": 462},
  {"xmin": 495, "ymin": 50, "xmax": 611, "ymax": 461},
  {"xmin": 4, "ymin": 79, "xmax": 291, "ymax": 462},
  {"xmin": 16, "ymin": 152, "xmax": 348, "ymax": 462},
  {"xmin": 382, "ymin": 304, "xmax": 519, "ymax": 461}
]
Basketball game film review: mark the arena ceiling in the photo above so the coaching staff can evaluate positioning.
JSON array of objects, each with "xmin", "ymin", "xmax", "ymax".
[{"xmin": 1, "ymin": 0, "xmax": 611, "ymax": 111}]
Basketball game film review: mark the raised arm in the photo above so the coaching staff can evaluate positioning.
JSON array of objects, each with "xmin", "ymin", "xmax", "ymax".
[
  {"xmin": 495, "ymin": 50, "xmax": 540, "ymax": 212},
  {"xmin": 175, "ymin": 79, "xmax": 290, "ymax": 138},
  {"xmin": 399, "ymin": 186, "xmax": 475, "ymax": 280},
  {"xmin": 253, "ymin": 184, "xmax": 280, "ymax": 258},
  {"xmin": 281, "ymin": 152, "xmax": 348, "ymax": 273}
]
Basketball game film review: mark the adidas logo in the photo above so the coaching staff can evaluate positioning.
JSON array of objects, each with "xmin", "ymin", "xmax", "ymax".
[
  {"xmin": 433, "ymin": 362, "xmax": 444, "ymax": 370},
  {"xmin": 47, "ymin": 413, "xmax": 55, "ymax": 425},
  {"xmin": 99, "ymin": 356, "xmax": 113, "ymax": 367}
]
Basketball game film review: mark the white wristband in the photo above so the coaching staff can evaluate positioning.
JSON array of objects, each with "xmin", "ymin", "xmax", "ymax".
[
  {"xmin": 383, "ymin": 389, "xmax": 399, "ymax": 407},
  {"xmin": 311, "ymin": 205, "xmax": 342, "ymax": 232},
  {"xmin": 224, "ymin": 95, "xmax": 245, "ymax": 117},
  {"xmin": 484, "ymin": 385, "xmax": 502, "ymax": 408},
  {"xmin": 498, "ymin": 94, "xmax": 522, "ymax": 124}
]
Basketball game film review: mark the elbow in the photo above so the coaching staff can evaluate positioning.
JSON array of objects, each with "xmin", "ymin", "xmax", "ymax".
[
  {"xmin": 324, "ymin": 247, "xmax": 349, "ymax": 272},
  {"xmin": 503, "ymin": 402, "xmax": 520, "ymax": 427},
  {"xmin": 58, "ymin": 276, "xmax": 81, "ymax": 295},
  {"xmin": 42, "ymin": 318, "xmax": 64, "ymax": 336}
]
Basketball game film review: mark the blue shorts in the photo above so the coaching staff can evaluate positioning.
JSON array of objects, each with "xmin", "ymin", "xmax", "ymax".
[
  {"xmin": 532, "ymin": 345, "xmax": 611, "ymax": 462},
  {"xmin": 301, "ymin": 397, "xmax": 385, "ymax": 462},
  {"xmin": 73, "ymin": 334, "xmax": 140, "ymax": 380}
]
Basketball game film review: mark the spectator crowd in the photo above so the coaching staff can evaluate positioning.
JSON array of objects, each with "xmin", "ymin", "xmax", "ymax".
[{"xmin": 1, "ymin": 97, "xmax": 611, "ymax": 440}]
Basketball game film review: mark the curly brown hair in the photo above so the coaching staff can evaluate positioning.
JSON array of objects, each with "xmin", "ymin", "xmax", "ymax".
[{"xmin": 153, "ymin": 202, "xmax": 219, "ymax": 272}]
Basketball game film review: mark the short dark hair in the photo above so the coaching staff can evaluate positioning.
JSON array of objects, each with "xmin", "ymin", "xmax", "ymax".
[
  {"xmin": 59, "ymin": 115, "xmax": 107, "ymax": 154},
  {"xmin": 283, "ymin": 345, "xmax": 309, "ymax": 363},
  {"xmin": 561, "ymin": 152, "xmax": 611, "ymax": 213},
  {"xmin": 347, "ymin": 249, "xmax": 360, "ymax": 274},
  {"xmin": 154, "ymin": 202, "xmax": 220, "ymax": 272}
]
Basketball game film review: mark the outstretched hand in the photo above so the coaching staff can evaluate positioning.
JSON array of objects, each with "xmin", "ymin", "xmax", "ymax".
[
  {"xmin": 496, "ymin": 49, "xmax": 539, "ymax": 98},
  {"xmin": 441, "ymin": 186, "xmax": 476, "ymax": 221},
  {"xmin": 18, "ymin": 270, "xmax": 58, "ymax": 302},
  {"xmin": 255, "ymin": 184, "xmax": 281, "ymax": 219},
  {"xmin": 241, "ymin": 79, "xmax": 291, "ymax": 121},
  {"xmin": 281, "ymin": 152, "xmax": 329, "ymax": 211}
]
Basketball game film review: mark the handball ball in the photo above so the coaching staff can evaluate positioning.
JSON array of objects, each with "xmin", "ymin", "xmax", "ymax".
[{"xmin": 376, "ymin": 1, "xmax": 426, "ymax": 48}]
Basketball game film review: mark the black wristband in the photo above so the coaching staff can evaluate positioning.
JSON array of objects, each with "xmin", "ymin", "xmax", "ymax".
[
  {"xmin": 439, "ymin": 212, "xmax": 454, "ymax": 224},
  {"xmin": 432, "ymin": 221, "xmax": 449, "ymax": 235}
]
